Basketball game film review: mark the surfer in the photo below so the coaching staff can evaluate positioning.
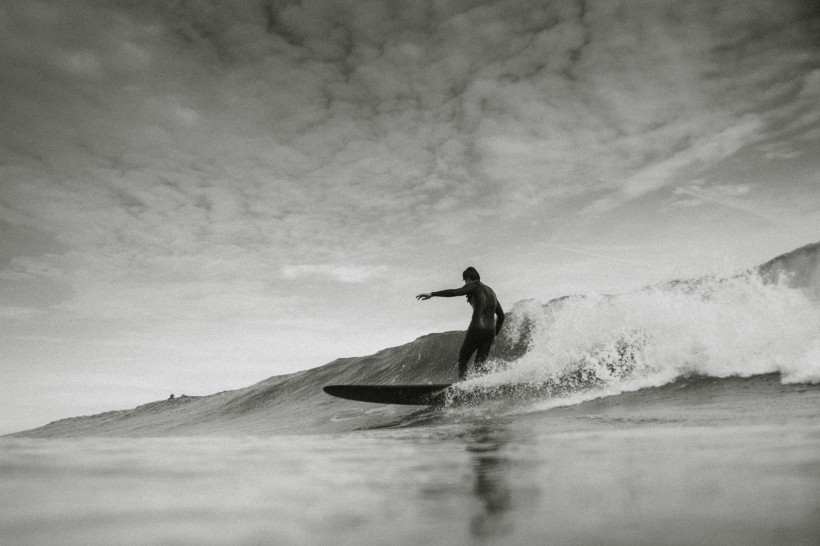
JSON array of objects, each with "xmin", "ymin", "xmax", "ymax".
[{"xmin": 417, "ymin": 267, "xmax": 505, "ymax": 380}]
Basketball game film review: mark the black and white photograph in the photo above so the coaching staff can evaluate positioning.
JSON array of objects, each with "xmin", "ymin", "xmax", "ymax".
[{"xmin": 1, "ymin": 1, "xmax": 819, "ymax": 544}]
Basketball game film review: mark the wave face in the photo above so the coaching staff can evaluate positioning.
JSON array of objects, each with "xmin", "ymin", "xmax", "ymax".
[{"xmin": 13, "ymin": 242, "xmax": 820, "ymax": 437}]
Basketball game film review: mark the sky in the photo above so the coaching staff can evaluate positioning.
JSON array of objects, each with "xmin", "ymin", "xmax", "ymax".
[{"xmin": 1, "ymin": 0, "xmax": 819, "ymax": 433}]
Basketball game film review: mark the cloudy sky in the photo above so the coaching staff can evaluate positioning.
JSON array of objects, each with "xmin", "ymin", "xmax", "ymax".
[{"xmin": 1, "ymin": 0, "xmax": 819, "ymax": 433}]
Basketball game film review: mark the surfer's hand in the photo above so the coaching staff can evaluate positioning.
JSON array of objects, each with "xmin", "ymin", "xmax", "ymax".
[{"xmin": 416, "ymin": 293, "xmax": 432, "ymax": 300}]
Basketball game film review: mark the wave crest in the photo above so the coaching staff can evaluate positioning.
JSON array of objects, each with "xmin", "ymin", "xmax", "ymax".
[{"xmin": 453, "ymin": 268, "xmax": 820, "ymax": 408}]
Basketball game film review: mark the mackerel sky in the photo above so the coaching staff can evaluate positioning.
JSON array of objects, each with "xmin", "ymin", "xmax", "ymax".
[{"xmin": 1, "ymin": 0, "xmax": 819, "ymax": 433}]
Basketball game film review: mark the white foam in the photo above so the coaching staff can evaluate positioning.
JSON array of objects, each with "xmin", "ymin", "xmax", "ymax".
[{"xmin": 451, "ymin": 272, "xmax": 820, "ymax": 409}]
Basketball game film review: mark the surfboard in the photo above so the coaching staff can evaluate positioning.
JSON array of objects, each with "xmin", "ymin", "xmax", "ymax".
[{"xmin": 323, "ymin": 384, "xmax": 453, "ymax": 405}]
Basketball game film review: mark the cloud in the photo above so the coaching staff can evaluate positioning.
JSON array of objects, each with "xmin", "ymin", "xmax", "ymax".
[
  {"xmin": 671, "ymin": 181, "xmax": 779, "ymax": 224},
  {"xmin": 280, "ymin": 264, "xmax": 388, "ymax": 283},
  {"xmin": 546, "ymin": 244, "xmax": 657, "ymax": 268},
  {"xmin": 584, "ymin": 115, "xmax": 764, "ymax": 213},
  {"xmin": 0, "ymin": 306, "xmax": 46, "ymax": 320},
  {"xmin": 1, "ymin": 0, "xmax": 818, "ymax": 328},
  {"xmin": 4, "ymin": 1, "xmax": 817, "ymax": 216}
]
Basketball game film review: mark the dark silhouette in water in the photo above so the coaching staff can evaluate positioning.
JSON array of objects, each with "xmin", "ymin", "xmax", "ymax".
[
  {"xmin": 417, "ymin": 267, "xmax": 505, "ymax": 379},
  {"xmin": 464, "ymin": 424, "xmax": 514, "ymax": 538}
]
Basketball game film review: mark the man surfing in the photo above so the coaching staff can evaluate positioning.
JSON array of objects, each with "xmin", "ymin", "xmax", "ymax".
[{"xmin": 417, "ymin": 267, "xmax": 505, "ymax": 380}]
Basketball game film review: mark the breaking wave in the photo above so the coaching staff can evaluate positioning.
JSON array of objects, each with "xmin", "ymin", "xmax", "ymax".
[{"xmin": 450, "ymin": 244, "xmax": 820, "ymax": 410}]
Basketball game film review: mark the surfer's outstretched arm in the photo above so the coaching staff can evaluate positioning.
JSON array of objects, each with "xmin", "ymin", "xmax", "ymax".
[
  {"xmin": 417, "ymin": 285, "xmax": 475, "ymax": 300},
  {"xmin": 495, "ymin": 300, "xmax": 505, "ymax": 334}
]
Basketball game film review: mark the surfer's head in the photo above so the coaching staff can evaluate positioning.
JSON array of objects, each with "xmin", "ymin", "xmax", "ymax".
[{"xmin": 462, "ymin": 266, "xmax": 480, "ymax": 282}]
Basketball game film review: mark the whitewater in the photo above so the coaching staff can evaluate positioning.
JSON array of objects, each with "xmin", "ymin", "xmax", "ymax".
[{"xmin": 2, "ymin": 243, "xmax": 819, "ymax": 544}]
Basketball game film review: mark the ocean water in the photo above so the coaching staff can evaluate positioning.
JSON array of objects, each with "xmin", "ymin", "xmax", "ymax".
[
  {"xmin": 3, "ymin": 244, "xmax": 819, "ymax": 544},
  {"xmin": 2, "ymin": 397, "xmax": 819, "ymax": 546}
]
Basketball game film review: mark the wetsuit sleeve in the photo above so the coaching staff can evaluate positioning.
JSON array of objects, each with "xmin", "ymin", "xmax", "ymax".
[
  {"xmin": 495, "ymin": 300, "xmax": 505, "ymax": 334},
  {"xmin": 431, "ymin": 284, "xmax": 475, "ymax": 298}
]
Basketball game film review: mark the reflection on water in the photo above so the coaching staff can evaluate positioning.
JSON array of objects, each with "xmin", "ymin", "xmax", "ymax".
[
  {"xmin": 463, "ymin": 424, "xmax": 514, "ymax": 539},
  {"xmin": 2, "ymin": 418, "xmax": 819, "ymax": 546}
]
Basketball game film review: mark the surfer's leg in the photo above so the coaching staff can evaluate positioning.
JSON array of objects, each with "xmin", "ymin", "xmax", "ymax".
[
  {"xmin": 457, "ymin": 331, "xmax": 480, "ymax": 380},
  {"xmin": 473, "ymin": 332, "xmax": 495, "ymax": 375}
]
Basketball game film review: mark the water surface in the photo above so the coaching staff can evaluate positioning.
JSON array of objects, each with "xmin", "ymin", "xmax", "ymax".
[{"xmin": 3, "ymin": 414, "xmax": 819, "ymax": 545}]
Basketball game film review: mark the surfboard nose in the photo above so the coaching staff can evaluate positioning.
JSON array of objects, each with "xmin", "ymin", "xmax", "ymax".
[{"xmin": 323, "ymin": 384, "xmax": 452, "ymax": 405}]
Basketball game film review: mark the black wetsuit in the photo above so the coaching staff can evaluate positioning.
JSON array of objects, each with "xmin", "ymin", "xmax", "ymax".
[{"xmin": 431, "ymin": 281, "xmax": 505, "ymax": 379}]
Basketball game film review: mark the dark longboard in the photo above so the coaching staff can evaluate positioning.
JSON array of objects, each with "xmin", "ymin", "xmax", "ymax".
[{"xmin": 323, "ymin": 384, "xmax": 453, "ymax": 405}]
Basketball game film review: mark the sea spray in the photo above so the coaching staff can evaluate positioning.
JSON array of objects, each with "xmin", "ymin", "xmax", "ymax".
[{"xmin": 449, "ymin": 271, "xmax": 820, "ymax": 409}]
